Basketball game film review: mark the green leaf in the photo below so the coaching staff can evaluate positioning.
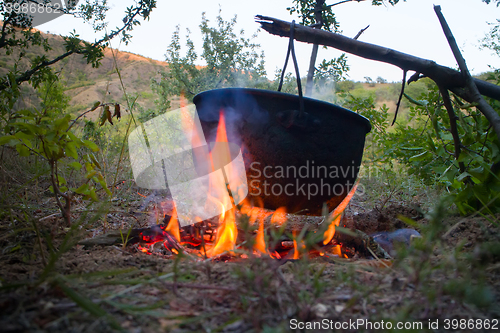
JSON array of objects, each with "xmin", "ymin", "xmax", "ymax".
[
  {"xmin": 469, "ymin": 166, "xmax": 485, "ymax": 180},
  {"xmin": 16, "ymin": 144, "xmax": 30, "ymax": 157},
  {"xmin": 400, "ymin": 147, "xmax": 424, "ymax": 151},
  {"xmin": 54, "ymin": 117, "xmax": 69, "ymax": 131},
  {"xmin": 65, "ymin": 142, "xmax": 78, "ymax": 159},
  {"xmin": 104, "ymin": 187, "xmax": 112, "ymax": 196},
  {"xmin": 455, "ymin": 186, "xmax": 473, "ymax": 204},
  {"xmin": 74, "ymin": 183, "xmax": 89, "ymax": 194},
  {"xmin": 397, "ymin": 214, "xmax": 419, "ymax": 227},
  {"xmin": 14, "ymin": 122, "xmax": 42, "ymax": 135},
  {"xmin": 403, "ymin": 93, "xmax": 427, "ymax": 107},
  {"xmin": 0, "ymin": 135, "xmax": 16, "ymax": 146},
  {"xmin": 89, "ymin": 153, "xmax": 102, "ymax": 169},
  {"xmin": 67, "ymin": 131, "xmax": 83, "ymax": 146},
  {"xmin": 89, "ymin": 189, "xmax": 98, "ymax": 201},
  {"xmin": 57, "ymin": 175, "xmax": 67, "ymax": 185},
  {"xmin": 83, "ymin": 140, "xmax": 99, "ymax": 152},
  {"xmin": 45, "ymin": 130, "xmax": 57, "ymax": 143},
  {"xmin": 409, "ymin": 151, "xmax": 431, "ymax": 162},
  {"xmin": 14, "ymin": 131, "xmax": 33, "ymax": 143},
  {"xmin": 98, "ymin": 178, "xmax": 111, "ymax": 196},
  {"xmin": 458, "ymin": 151, "xmax": 471, "ymax": 163},
  {"xmin": 99, "ymin": 107, "xmax": 107, "ymax": 126},
  {"xmin": 69, "ymin": 161, "xmax": 83, "ymax": 170},
  {"xmin": 91, "ymin": 101, "xmax": 101, "ymax": 111},
  {"xmin": 85, "ymin": 170, "xmax": 97, "ymax": 179},
  {"xmin": 457, "ymin": 172, "xmax": 471, "ymax": 181}
]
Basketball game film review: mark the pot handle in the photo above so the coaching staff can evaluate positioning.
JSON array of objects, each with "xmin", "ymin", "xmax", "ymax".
[{"xmin": 277, "ymin": 20, "xmax": 305, "ymax": 118}]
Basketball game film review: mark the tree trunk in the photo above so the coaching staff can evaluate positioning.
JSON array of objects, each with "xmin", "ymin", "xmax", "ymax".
[{"xmin": 305, "ymin": 0, "xmax": 325, "ymax": 97}]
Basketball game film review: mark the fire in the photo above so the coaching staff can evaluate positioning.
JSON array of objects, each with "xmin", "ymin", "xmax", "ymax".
[
  {"xmin": 323, "ymin": 182, "xmax": 358, "ymax": 245},
  {"xmin": 331, "ymin": 245, "xmax": 342, "ymax": 257},
  {"xmin": 240, "ymin": 200, "xmax": 269, "ymax": 256},
  {"xmin": 271, "ymin": 207, "xmax": 287, "ymax": 225},
  {"xmin": 205, "ymin": 207, "xmax": 238, "ymax": 257},
  {"xmin": 165, "ymin": 210, "xmax": 180, "ymax": 242},
  {"xmin": 253, "ymin": 212, "xmax": 267, "ymax": 255},
  {"xmin": 293, "ymin": 231, "xmax": 300, "ymax": 260},
  {"xmin": 133, "ymin": 97, "xmax": 363, "ymax": 260},
  {"xmin": 204, "ymin": 111, "xmax": 238, "ymax": 257}
]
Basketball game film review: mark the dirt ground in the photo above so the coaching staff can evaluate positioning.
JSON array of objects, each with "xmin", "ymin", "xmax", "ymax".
[{"xmin": 1, "ymin": 193, "xmax": 499, "ymax": 332}]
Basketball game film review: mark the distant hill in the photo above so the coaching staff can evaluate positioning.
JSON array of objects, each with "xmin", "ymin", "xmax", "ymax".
[{"xmin": 0, "ymin": 28, "xmax": 168, "ymax": 117}]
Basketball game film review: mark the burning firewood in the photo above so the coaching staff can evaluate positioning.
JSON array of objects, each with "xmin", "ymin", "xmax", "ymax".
[{"xmin": 79, "ymin": 210, "xmax": 392, "ymax": 260}]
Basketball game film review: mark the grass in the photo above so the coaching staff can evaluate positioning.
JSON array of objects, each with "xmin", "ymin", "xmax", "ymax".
[{"xmin": 1, "ymin": 140, "xmax": 499, "ymax": 331}]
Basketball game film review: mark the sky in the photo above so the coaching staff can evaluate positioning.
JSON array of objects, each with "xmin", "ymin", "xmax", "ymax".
[{"xmin": 38, "ymin": 0, "xmax": 499, "ymax": 82}]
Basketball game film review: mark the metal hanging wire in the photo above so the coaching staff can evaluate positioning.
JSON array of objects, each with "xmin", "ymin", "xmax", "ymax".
[{"xmin": 277, "ymin": 20, "xmax": 305, "ymax": 118}]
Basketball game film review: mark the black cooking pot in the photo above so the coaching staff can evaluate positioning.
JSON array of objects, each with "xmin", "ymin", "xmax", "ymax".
[{"xmin": 193, "ymin": 88, "xmax": 371, "ymax": 215}]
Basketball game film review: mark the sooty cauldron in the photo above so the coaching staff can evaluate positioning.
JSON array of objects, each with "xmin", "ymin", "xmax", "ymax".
[{"xmin": 193, "ymin": 88, "xmax": 371, "ymax": 215}]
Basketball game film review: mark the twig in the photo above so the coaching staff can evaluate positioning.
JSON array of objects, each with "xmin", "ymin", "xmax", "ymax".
[
  {"xmin": 111, "ymin": 245, "xmax": 132, "ymax": 255},
  {"xmin": 392, "ymin": 70, "xmax": 407, "ymax": 125},
  {"xmin": 29, "ymin": 213, "xmax": 47, "ymax": 266},
  {"xmin": 161, "ymin": 281, "xmax": 236, "ymax": 292},
  {"xmin": 66, "ymin": 103, "xmax": 111, "ymax": 133},
  {"xmin": 353, "ymin": 25, "xmax": 370, "ymax": 40},
  {"xmin": 438, "ymin": 86, "xmax": 466, "ymax": 173},
  {"xmin": 305, "ymin": 0, "xmax": 325, "ymax": 97},
  {"xmin": 327, "ymin": 0, "xmax": 367, "ymax": 8},
  {"xmin": 39, "ymin": 212, "xmax": 61, "ymax": 221},
  {"xmin": 434, "ymin": 5, "xmax": 500, "ymax": 149}
]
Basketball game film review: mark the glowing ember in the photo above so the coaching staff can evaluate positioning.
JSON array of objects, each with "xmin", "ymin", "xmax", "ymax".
[{"xmin": 136, "ymin": 180, "xmax": 358, "ymax": 260}]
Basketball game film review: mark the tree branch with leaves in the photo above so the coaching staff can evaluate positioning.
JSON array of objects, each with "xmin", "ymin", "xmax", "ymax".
[{"xmin": 153, "ymin": 10, "xmax": 268, "ymax": 109}]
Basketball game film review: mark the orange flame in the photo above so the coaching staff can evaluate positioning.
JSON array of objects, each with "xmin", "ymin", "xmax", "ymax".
[
  {"xmin": 293, "ymin": 231, "xmax": 300, "ymax": 260},
  {"xmin": 165, "ymin": 209, "xmax": 181, "ymax": 242},
  {"xmin": 271, "ymin": 207, "xmax": 287, "ymax": 225},
  {"xmin": 253, "ymin": 214, "xmax": 267, "ymax": 255},
  {"xmin": 204, "ymin": 111, "xmax": 238, "ymax": 257},
  {"xmin": 323, "ymin": 182, "xmax": 358, "ymax": 245},
  {"xmin": 205, "ymin": 208, "xmax": 238, "ymax": 257},
  {"xmin": 331, "ymin": 245, "xmax": 342, "ymax": 257}
]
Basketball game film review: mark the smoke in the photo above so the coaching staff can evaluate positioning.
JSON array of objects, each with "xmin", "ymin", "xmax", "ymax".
[
  {"xmin": 310, "ymin": 79, "xmax": 339, "ymax": 105},
  {"xmin": 128, "ymin": 102, "xmax": 249, "ymax": 227},
  {"xmin": 194, "ymin": 88, "xmax": 270, "ymax": 146}
]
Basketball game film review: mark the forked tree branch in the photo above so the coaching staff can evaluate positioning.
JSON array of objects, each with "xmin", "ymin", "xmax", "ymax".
[
  {"xmin": 255, "ymin": 15, "xmax": 500, "ymax": 102},
  {"xmin": 434, "ymin": 5, "xmax": 500, "ymax": 147},
  {"xmin": 256, "ymin": 14, "xmax": 500, "ymax": 151}
]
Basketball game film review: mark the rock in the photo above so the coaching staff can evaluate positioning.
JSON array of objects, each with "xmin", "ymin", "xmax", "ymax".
[{"xmin": 371, "ymin": 228, "xmax": 421, "ymax": 257}]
